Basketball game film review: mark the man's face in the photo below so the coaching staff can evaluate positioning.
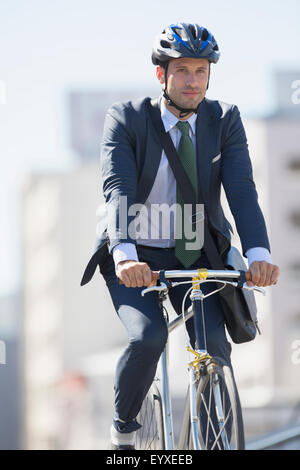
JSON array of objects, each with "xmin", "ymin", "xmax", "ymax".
[{"xmin": 156, "ymin": 57, "xmax": 209, "ymax": 116}]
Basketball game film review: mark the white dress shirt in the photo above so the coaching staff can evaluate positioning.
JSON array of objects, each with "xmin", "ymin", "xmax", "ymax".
[{"xmin": 112, "ymin": 99, "xmax": 272, "ymax": 268}]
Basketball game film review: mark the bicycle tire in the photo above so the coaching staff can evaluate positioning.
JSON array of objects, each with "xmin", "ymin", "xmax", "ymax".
[
  {"xmin": 188, "ymin": 357, "xmax": 245, "ymax": 450},
  {"xmin": 135, "ymin": 382, "xmax": 165, "ymax": 450}
]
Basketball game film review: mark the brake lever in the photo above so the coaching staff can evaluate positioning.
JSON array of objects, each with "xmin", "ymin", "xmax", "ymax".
[
  {"xmin": 141, "ymin": 282, "xmax": 168, "ymax": 296},
  {"xmin": 242, "ymin": 283, "xmax": 266, "ymax": 296}
]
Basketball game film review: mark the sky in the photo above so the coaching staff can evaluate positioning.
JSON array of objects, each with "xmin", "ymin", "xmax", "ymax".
[{"xmin": 0, "ymin": 0, "xmax": 300, "ymax": 295}]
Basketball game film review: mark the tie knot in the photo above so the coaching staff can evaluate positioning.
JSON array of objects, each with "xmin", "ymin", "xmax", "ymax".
[{"xmin": 176, "ymin": 120, "xmax": 190, "ymax": 136}]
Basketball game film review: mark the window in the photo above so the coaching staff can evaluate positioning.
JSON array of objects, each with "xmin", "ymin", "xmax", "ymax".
[
  {"xmin": 290, "ymin": 312, "xmax": 300, "ymax": 329},
  {"xmin": 287, "ymin": 157, "xmax": 300, "ymax": 173},
  {"xmin": 289, "ymin": 261, "xmax": 300, "ymax": 280},
  {"xmin": 289, "ymin": 210, "xmax": 300, "ymax": 227}
]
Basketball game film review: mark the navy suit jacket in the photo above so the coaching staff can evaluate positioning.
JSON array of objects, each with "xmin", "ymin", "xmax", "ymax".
[{"xmin": 80, "ymin": 95, "xmax": 270, "ymax": 286}]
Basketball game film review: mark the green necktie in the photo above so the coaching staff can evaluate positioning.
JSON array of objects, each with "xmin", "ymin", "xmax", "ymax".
[{"xmin": 175, "ymin": 121, "xmax": 201, "ymax": 268}]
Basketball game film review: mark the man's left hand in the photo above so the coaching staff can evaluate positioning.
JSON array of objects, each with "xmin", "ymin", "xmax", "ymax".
[{"xmin": 245, "ymin": 261, "xmax": 280, "ymax": 287}]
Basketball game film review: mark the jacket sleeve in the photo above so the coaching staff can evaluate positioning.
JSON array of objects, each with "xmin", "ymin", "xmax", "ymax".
[
  {"xmin": 101, "ymin": 102, "xmax": 138, "ymax": 253},
  {"xmin": 221, "ymin": 105, "xmax": 271, "ymax": 257}
]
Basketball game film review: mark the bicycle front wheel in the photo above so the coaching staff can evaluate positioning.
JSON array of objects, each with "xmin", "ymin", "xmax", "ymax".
[
  {"xmin": 135, "ymin": 382, "xmax": 165, "ymax": 450},
  {"xmin": 189, "ymin": 357, "xmax": 245, "ymax": 450}
]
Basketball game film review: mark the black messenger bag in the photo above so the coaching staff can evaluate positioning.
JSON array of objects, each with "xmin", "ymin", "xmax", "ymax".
[{"xmin": 146, "ymin": 98, "xmax": 260, "ymax": 344}]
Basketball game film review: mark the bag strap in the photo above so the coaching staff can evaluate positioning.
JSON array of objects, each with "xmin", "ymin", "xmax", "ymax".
[{"xmin": 146, "ymin": 97, "xmax": 226, "ymax": 270}]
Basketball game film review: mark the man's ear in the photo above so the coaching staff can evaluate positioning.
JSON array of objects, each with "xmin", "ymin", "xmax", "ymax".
[
  {"xmin": 206, "ymin": 63, "xmax": 211, "ymax": 90},
  {"xmin": 156, "ymin": 66, "xmax": 165, "ymax": 85}
]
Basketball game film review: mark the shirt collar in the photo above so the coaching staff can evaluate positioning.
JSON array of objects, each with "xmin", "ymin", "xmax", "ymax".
[{"xmin": 160, "ymin": 97, "xmax": 197, "ymax": 135}]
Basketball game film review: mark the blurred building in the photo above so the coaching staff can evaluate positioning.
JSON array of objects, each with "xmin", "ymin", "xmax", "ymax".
[
  {"xmin": 273, "ymin": 70, "xmax": 300, "ymax": 117},
  {"xmin": 224, "ymin": 70, "xmax": 300, "ymax": 434},
  {"xmin": 68, "ymin": 89, "xmax": 156, "ymax": 163},
  {"xmin": 21, "ymin": 164, "xmax": 127, "ymax": 449},
  {"xmin": 0, "ymin": 291, "xmax": 22, "ymax": 449}
]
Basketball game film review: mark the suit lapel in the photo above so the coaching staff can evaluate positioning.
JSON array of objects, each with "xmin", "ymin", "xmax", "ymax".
[
  {"xmin": 136, "ymin": 96, "xmax": 163, "ymax": 204},
  {"xmin": 196, "ymin": 98, "xmax": 218, "ymax": 202}
]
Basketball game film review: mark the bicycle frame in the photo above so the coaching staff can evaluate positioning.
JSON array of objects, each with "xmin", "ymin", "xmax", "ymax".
[
  {"xmin": 142, "ymin": 268, "xmax": 266, "ymax": 450},
  {"xmin": 157, "ymin": 285, "xmax": 207, "ymax": 450}
]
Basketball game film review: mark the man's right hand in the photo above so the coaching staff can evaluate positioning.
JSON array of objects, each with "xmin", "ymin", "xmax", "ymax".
[{"xmin": 116, "ymin": 260, "xmax": 157, "ymax": 288}]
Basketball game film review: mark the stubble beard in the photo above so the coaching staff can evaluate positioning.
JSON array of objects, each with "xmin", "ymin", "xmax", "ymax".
[{"xmin": 170, "ymin": 88, "xmax": 205, "ymax": 111}]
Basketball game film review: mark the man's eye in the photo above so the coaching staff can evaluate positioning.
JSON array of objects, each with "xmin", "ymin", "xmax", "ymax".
[{"xmin": 177, "ymin": 68, "xmax": 206, "ymax": 73}]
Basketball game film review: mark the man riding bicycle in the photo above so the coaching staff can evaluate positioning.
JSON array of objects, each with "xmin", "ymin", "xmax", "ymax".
[{"xmin": 81, "ymin": 22, "xmax": 280, "ymax": 450}]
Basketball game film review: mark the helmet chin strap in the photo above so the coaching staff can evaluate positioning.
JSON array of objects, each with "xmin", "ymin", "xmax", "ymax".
[
  {"xmin": 162, "ymin": 89, "xmax": 197, "ymax": 118},
  {"xmin": 162, "ymin": 63, "xmax": 210, "ymax": 119}
]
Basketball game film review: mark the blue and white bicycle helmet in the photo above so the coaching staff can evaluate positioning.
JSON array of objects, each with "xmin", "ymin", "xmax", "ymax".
[{"xmin": 152, "ymin": 23, "xmax": 220, "ymax": 66}]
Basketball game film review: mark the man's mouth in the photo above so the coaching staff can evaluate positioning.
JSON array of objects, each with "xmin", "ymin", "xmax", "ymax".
[{"xmin": 182, "ymin": 91, "xmax": 199, "ymax": 96}]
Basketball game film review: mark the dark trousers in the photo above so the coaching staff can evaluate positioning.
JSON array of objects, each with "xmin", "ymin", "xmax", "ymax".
[{"xmin": 100, "ymin": 245, "xmax": 232, "ymax": 424}]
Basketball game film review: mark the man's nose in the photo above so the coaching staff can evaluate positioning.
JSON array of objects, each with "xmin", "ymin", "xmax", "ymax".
[{"xmin": 185, "ymin": 72, "xmax": 198, "ymax": 87}]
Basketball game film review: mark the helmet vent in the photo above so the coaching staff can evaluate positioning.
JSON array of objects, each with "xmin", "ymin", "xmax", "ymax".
[
  {"xmin": 201, "ymin": 29, "xmax": 209, "ymax": 41},
  {"xmin": 160, "ymin": 40, "xmax": 171, "ymax": 49},
  {"xmin": 188, "ymin": 24, "xmax": 197, "ymax": 40},
  {"xmin": 172, "ymin": 27, "xmax": 183, "ymax": 38}
]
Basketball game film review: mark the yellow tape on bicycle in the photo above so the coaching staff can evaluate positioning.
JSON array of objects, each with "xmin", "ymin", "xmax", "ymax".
[{"xmin": 192, "ymin": 268, "xmax": 208, "ymax": 289}]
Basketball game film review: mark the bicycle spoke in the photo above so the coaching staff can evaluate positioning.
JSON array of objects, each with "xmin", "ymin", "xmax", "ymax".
[
  {"xmin": 142, "ymin": 397, "xmax": 156, "ymax": 449},
  {"xmin": 210, "ymin": 407, "xmax": 232, "ymax": 450},
  {"xmin": 145, "ymin": 400, "xmax": 154, "ymax": 448},
  {"xmin": 200, "ymin": 388, "xmax": 223, "ymax": 450},
  {"xmin": 136, "ymin": 386, "xmax": 165, "ymax": 450}
]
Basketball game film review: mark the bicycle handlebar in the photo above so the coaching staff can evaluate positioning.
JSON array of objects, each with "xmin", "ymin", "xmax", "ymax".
[
  {"xmin": 119, "ymin": 268, "xmax": 240, "ymax": 285},
  {"xmin": 118, "ymin": 268, "xmax": 266, "ymax": 296},
  {"xmin": 139, "ymin": 269, "xmax": 266, "ymax": 297},
  {"xmin": 154, "ymin": 269, "xmax": 241, "ymax": 280}
]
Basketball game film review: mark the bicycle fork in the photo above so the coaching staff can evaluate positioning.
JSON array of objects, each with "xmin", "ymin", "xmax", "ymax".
[
  {"xmin": 188, "ymin": 289, "xmax": 230, "ymax": 449},
  {"xmin": 159, "ymin": 293, "xmax": 175, "ymax": 450},
  {"xmin": 189, "ymin": 366, "xmax": 201, "ymax": 449},
  {"xmin": 160, "ymin": 343, "xmax": 175, "ymax": 450},
  {"xmin": 190, "ymin": 282, "xmax": 227, "ymax": 450}
]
